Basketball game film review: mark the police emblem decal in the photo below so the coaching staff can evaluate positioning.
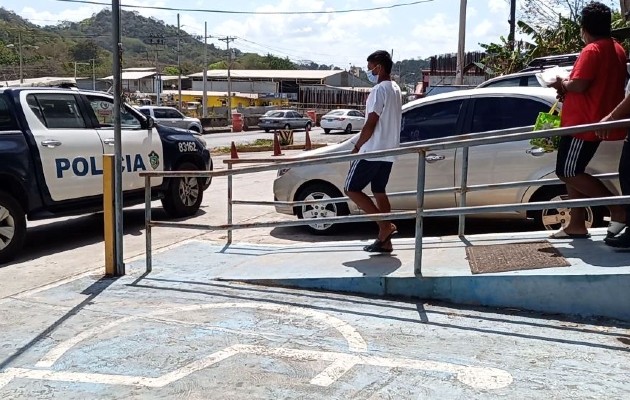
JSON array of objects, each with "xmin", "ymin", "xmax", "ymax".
[{"xmin": 148, "ymin": 151, "xmax": 160, "ymax": 170}]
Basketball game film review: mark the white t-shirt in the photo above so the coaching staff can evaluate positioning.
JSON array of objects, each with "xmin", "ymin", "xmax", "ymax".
[{"xmin": 359, "ymin": 80, "xmax": 402, "ymax": 162}]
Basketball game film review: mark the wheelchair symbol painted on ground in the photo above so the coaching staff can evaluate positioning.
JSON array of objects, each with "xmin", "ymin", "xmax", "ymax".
[{"xmin": 0, "ymin": 302, "xmax": 513, "ymax": 391}]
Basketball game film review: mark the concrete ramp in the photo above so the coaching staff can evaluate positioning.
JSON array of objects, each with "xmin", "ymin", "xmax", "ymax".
[{"xmin": 132, "ymin": 228, "xmax": 630, "ymax": 322}]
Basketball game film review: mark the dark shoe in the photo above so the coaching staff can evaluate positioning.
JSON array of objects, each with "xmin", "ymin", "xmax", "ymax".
[
  {"xmin": 363, "ymin": 239, "xmax": 393, "ymax": 253},
  {"xmin": 604, "ymin": 229, "xmax": 630, "ymax": 248}
]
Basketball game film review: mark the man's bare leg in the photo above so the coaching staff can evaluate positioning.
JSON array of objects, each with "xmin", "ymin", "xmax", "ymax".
[
  {"xmin": 562, "ymin": 173, "xmax": 626, "ymax": 233},
  {"xmin": 346, "ymin": 190, "xmax": 397, "ymax": 247}
]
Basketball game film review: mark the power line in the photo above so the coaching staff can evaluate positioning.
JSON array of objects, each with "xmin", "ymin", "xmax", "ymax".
[{"xmin": 53, "ymin": 0, "xmax": 433, "ymax": 14}]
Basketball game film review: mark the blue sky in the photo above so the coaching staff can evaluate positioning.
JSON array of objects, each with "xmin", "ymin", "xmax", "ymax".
[{"xmin": 3, "ymin": 0, "xmax": 534, "ymax": 68}]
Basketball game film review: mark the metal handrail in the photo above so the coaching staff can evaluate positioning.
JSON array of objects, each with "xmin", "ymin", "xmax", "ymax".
[{"xmin": 141, "ymin": 117, "xmax": 630, "ymax": 276}]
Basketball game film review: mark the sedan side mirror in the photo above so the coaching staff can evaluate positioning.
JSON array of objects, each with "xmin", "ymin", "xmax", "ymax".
[{"xmin": 142, "ymin": 116, "xmax": 156, "ymax": 130}]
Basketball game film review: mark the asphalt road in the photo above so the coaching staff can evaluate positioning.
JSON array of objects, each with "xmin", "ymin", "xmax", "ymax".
[{"xmin": 203, "ymin": 127, "xmax": 355, "ymax": 149}]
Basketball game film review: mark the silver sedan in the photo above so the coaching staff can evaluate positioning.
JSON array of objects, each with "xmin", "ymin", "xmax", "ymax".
[
  {"xmin": 258, "ymin": 110, "xmax": 313, "ymax": 132},
  {"xmin": 273, "ymin": 87, "xmax": 621, "ymax": 234}
]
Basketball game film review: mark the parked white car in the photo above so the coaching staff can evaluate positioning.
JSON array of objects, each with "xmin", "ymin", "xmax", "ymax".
[
  {"xmin": 273, "ymin": 87, "xmax": 621, "ymax": 234},
  {"xmin": 320, "ymin": 109, "xmax": 366, "ymax": 134}
]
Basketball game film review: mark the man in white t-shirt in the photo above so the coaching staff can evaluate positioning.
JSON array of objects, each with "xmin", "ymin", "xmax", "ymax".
[{"xmin": 344, "ymin": 50, "xmax": 402, "ymax": 253}]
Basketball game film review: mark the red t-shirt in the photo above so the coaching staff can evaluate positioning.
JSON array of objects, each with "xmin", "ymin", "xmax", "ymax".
[{"xmin": 561, "ymin": 38, "xmax": 627, "ymax": 141}]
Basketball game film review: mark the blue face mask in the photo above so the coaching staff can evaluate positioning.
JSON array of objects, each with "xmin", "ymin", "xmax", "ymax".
[{"xmin": 366, "ymin": 66, "xmax": 379, "ymax": 83}]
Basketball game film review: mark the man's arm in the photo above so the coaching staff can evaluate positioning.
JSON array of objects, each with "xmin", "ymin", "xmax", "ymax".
[
  {"xmin": 596, "ymin": 94, "xmax": 630, "ymax": 139},
  {"xmin": 352, "ymin": 112, "xmax": 380, "ymax": 153}
]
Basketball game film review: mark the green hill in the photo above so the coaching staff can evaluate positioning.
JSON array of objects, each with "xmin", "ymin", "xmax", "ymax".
[{"xmin": 0, "ymin": 7, "xmax": 428, "ymax": 82}]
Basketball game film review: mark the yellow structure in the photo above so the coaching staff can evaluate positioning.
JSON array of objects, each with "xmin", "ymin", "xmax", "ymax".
[{"xmin": 161, "ymin": 90, "xmax": 288, "ymax": 109}]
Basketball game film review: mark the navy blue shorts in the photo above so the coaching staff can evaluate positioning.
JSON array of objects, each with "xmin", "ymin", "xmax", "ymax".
[
  {"xmin": 555, "ymin": 136, "xmax": 600, "ymax": 178},
  {"xmin": 344, "ymin": 160, "xmax": 393, "ymax": 193}
]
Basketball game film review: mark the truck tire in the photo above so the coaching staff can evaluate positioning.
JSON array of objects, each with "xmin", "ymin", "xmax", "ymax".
[
  {"xmin": 0, "ymin": 191, "xmax": 27, "ymax": 264},
  {"xmin": 161, "ymin": 162, "xmax": 204, "ymax": 218}
]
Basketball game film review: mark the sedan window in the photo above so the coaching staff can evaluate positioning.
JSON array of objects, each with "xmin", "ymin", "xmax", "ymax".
[
  {"xmin": 268, "ymin": 111, "xmax": 285, "ymax": 118},
  {"xmin": 400, "ymin": 100, "xmax": 463, "ymax": 143},
  {"xmin": 327, "ymin": 110, "xmax": 345, "ymax": 116},
  {"xmin": 470, "ymin": 97, "xmax": 549, "ymax": 133}
]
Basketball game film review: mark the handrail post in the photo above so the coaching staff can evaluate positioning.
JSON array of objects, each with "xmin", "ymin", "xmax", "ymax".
[
  {"xmin": 145, "ymin": 176, "xmax": 152, "ymax": 273},
  {"xmin": 458, "ymin": 146, "xmax": 469, "ymax": 237},
  {"xmin": 227, "ymin": 162, "xmax": 233, "ymax": 244},
  {"xmin": 414, "ymin": 149, "xmax": 426, "ymax": 277}
]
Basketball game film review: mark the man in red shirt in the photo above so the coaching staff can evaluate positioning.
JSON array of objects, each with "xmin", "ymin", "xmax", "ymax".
[{"xmin": 549, "ymin": 1, "xmax": 627, "ymax": 239}]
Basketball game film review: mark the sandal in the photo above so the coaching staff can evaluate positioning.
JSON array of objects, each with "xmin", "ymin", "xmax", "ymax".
[
  {"xmin": 607, "ymin": 221, "xmax": 626, "ymax": 238},
  {"xmin": 363, "ymin": 239, "xmax": 393, "ymax": 253},
  {"xmin": 549, "ymin": 229, "xmax": 591, "ymax": 239}
]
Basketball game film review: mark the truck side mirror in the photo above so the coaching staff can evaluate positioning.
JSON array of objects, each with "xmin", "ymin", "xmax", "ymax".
[{"xmin": 142, "ymin": 116, "xmax": 156, "ymax": 130}]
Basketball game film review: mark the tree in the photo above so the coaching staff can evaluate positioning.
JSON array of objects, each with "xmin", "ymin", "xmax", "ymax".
[{"xmin": 69, "ymin": 40, "xmax": 99, "ymax": 61}]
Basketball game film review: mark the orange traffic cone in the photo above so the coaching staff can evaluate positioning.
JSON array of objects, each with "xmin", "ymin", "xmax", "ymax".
[
  {"xmin": 272, "ymin": 132, "xmax": 283, "ymax": 156},
  {"xmin": 304, "ymin": 125, "xmax": 312, "ymax": 151},
  {"xmin": 230, "ymin": 141, "xmax": 239, "ymax": 159}
]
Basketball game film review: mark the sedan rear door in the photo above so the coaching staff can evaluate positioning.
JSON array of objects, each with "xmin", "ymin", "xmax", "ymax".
[{"xmin": 456, "ymin": 95, "xmax": 555, "ymax": 211}]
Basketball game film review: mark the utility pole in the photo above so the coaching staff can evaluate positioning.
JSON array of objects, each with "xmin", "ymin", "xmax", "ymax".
[
  {"xmin": 219, "ymin": 36, "xmax": 236, "ymax": 124},
  {"xmin": 147, "ymin": 34, "xmax": 164, "ymax": 105},
  {"xmin": 18, "ymin": 32, "xmax": 23, "ymax": 84},
  {"xmin": 508, "ymin": 0, "xmax": 517, "ymax": 51},
  {"xmin": 203, "ymin": 22, "xmax": 208, "ymax": 118},
  {"xmin": 177, "ymin": 13, "xmax": 182, "ymax": 111},
  {"xmin": 455, "ymin": 0, "xmax": 467, "ymax": 85},
  {"xmin": 91, "ymin": 58, "xmax": 96, "ymax": 90},
  {"xmin": 111, "ymin": 0, "xmax": 124, "ymax": 275}
]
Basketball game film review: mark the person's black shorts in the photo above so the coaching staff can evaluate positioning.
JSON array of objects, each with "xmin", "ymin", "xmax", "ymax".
[
  {"xmin": 555, "ymin": 135, "xmax": 601, "ymax": 178},
  {"xmin": 344, "ymin": 160, "xmax": 393, "ymax": 193}
]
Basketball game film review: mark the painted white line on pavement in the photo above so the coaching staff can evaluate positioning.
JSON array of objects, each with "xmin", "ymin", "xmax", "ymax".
[
  {"xmin": 36, "ymin": 302, "xmax": 367, "ymax": 368},
  {"xmin": 2, "ymin": 345, "xmax": 513, "ymax": 391},
  {"xmin": 36, "ymin": 316, "xmax": 135, "ymax": 368},
  {"xmin": 309, "ymin": 359, "xmax": 357, "ymax": 387}
]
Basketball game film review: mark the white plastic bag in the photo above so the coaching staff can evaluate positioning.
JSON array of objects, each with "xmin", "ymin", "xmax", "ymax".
[{"xmin": 535, "ymin": 66, "xmax": 571, "ymax": 87}]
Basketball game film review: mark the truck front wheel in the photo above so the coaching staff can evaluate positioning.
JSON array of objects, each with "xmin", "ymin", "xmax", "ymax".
[
  {"xmin": 0, "ymin": 191, "xmax": 27, "ymax": 264},
  {"xmin": 161, "ymin": 162, "xmax": 204, "ymax": 218}
]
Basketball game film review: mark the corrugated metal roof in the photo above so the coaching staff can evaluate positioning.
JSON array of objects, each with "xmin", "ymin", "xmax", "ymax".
[
  {"xmin": 102, "ymin": 71, "xmax": 156, "ymax": 80},
  {"xmin": 188, "ymin": 69, "xmax": 343, "ymax": 80}
]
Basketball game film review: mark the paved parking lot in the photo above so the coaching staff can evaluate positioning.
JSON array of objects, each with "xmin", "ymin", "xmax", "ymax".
[{"xmin": 1, "ymin": 260, "xmax": 628, "ymax": 399}]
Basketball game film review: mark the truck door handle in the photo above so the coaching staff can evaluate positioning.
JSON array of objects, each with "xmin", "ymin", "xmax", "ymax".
[
  {"xmin": 103, "ymin": 139, "xmax": 115, "ymax": 146},
  {"xmin": 425, "ymin": 153, "xmax": 446, "ymax": 163},
  {"xmin": 40, "ymin": 139, "xmax": 62, "ymax": 148}
]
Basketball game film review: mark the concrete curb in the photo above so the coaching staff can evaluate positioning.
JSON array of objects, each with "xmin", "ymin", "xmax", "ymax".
[{"xmin": 223, "ymin": 274, "xmax": 630, "ymax": 322}]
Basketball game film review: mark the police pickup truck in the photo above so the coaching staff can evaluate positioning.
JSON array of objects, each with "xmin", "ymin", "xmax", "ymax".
[{"xmin": 0, "ymin": 87, "xmax": 212, "ymax": 263}]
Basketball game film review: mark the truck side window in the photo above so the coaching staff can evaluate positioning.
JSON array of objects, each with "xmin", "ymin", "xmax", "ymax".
[
  {"xmin": 26, "ymin": 94, "xmax": 87, "ymax": 129},
  {"xmin": 87, "ymin": 96, "xmax": 141, "ymax": 129},
  {"xmin": 0, "ymin": 96, "xmax": 18, "ymax": 131}
]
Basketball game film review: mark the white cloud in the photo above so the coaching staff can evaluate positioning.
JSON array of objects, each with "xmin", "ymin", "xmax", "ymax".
[
  {"xmin": 487, "ymin": 0, "xmax": 509, "ymax": 14},
  {"xmin": 473, "ymin": 19, "xmax": 494, "ymax": 37}
]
